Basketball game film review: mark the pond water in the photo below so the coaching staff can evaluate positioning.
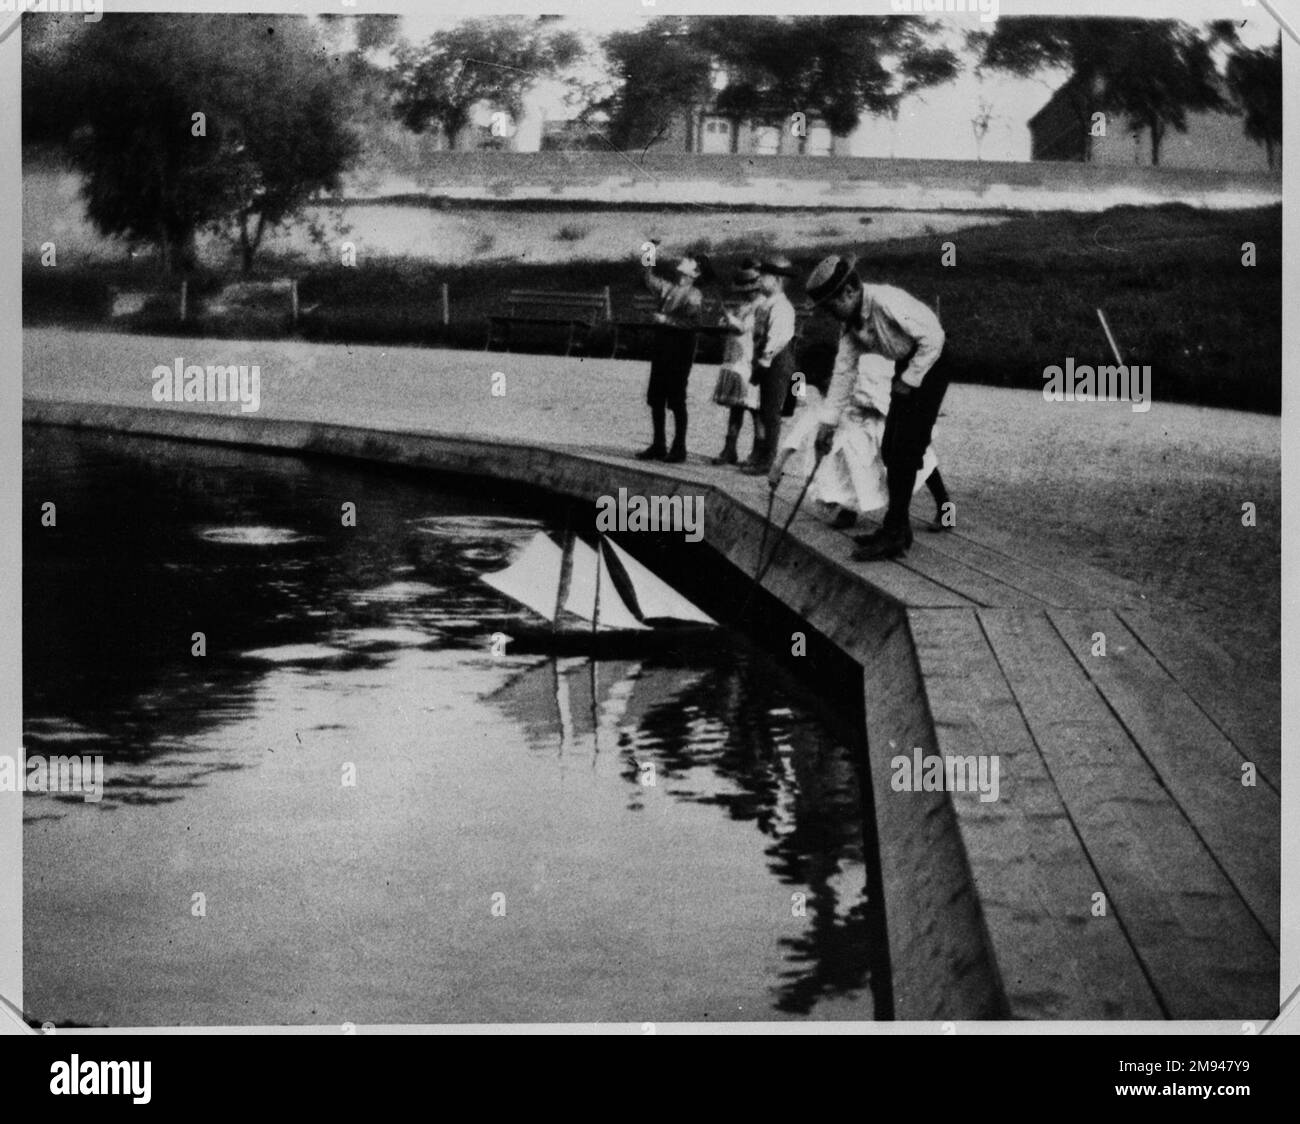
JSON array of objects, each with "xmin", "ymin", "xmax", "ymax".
[{"xmin": 23, "ymin": 426, "xmax": 884, "ymax": 1025}]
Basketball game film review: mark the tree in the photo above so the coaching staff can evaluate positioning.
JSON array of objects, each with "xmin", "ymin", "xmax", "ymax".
[
  {"xmin": 391, "ymin": 17, "xmax": 583, "ymax": 150},
  {"xmin": 599, "ymin": 22, "xmax": 714, "ymax": 151},
  {"xmin": 972, "ymin": 18, "xmax": 1226, "ymax": 165},
  {"xmin": 1225, "ymin": 36, "xmax": 1282, "ymax": 170},
  {"xmin": 31, "ymin": 14, "xmax": 358, "ymax": 272},
  {"xmin": 699, "ymin": 16, "xmax": 959, "ymax": 136},
  {"xmin": 599, "ymin": 16, "xmax": 958, "ymax": 151}
]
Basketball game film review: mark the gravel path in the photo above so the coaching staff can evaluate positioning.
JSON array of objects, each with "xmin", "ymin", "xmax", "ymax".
[{"xmin": 26, "ymin": 328, "xmax": 1279, "ymax": 681}]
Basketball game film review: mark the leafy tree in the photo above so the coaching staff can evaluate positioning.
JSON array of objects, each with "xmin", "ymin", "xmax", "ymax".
[
  {"xmin": 391, "ymin": 17, "xmax": 583, "ymax": 149},
  {"xmin": 972, "ymin": 18, "xmax": 1226, "ymax": 165},
  {"xmin": 1225, "ymin": 36, "xmax": 1282, "ymax": 170},
  {"xmin": 699, "ymin": 16, "xmax": 959, "ymax": 136},
  {"xmin": 20, "ymin": 14, "xmax": 92, "ymax": 147},
  {"xmin": 29, "ymin": 14, "xmax": 358, "ymax": 272},
  {"xmin": 599, "ymin": 23, "xmax": 714, "ymax": 150},
  {"xmin": 600, "ymin": 16, "xmax": 958, "ymax": 150}
]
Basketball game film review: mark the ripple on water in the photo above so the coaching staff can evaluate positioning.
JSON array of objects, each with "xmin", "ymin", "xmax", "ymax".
[
  {"xmin": 196, "ymin": 525, "xmax": 319, "ymax": 546},
  {"xmin": 411, "ymin": 515, "xmax": 542, "ymax": 539},
  {"xmin": 350, "ymin": 581, "xmax": 442, "ymax": 603},
  {"xmin": 335, "ymin": 627, "xmax": 432, "ymax": 650},
  {"xmin": 241, "ymin": 644, "xmax": 348, "ymax": 664}
]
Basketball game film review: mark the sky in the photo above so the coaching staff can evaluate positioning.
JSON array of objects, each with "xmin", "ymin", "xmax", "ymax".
[{"xmin": 393, "ymin": 4, "xmax": 1283, "ymax": 161}]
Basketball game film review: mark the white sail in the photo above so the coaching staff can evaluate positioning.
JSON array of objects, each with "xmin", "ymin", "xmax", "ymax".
[
  {"xmin": 480, "ymin": 531, "xmax": 565, "ymax": 621},
  {"xmin": 564, "ymin": 536, "xmax": 649, "ymax": 632},
  {"xmin": 480, "ymin": 532, "xmax": 649, "ymax": 631},
  {"xmin": 601, "ymin": 537, "xmax": 716, "ymax": 625}
]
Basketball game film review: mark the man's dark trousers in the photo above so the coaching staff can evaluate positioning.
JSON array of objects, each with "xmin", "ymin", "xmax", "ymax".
[
  {"xmin": 752, "ymin": 346, "xmax": 796, "ymax": 468},
  {"xmin": 880, "ymin": 353, "xmax": 950, "ymax": 536}
]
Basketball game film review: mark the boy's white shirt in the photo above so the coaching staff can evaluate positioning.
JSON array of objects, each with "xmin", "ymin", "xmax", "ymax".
[{"xmin": 755, "ymin": 289, "xmax": 797, "ymax": 367}]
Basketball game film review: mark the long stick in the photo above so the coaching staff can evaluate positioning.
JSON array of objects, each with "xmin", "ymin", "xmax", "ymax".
[
  {"xmin": 754, "ymin": 485, "xmax": 776, "ymax": 582},
  {"xmin": 753, "ymin": 451, "xmax": 824, "ymax": 589},
  {"xmin": 1096, "ymin": 308, "xmax": 1125, "ymax": 367},
  {"xmin": 740, "ymin": 450, "xmax": 825, "ymax": 619}
]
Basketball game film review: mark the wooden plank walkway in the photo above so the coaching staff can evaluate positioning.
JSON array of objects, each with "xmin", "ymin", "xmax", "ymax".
[{"xmin": 22, "ymin": 330, "xmax": 1280, "ymax": 1022}]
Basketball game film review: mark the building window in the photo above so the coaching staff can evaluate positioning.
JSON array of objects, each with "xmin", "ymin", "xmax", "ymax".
[
  {"xmin": 700, "ymin": 116, "xmax": 733, "ymax": 154},
  {"xmin": 806, "ymin": 125, "xmax": 833, "ymax": 156},
  {"xmin": 753, "ymin": 125, "xmax": 780, "ymax": 155}
]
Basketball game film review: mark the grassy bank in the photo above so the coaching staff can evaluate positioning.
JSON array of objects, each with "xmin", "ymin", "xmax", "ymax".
[{"xmin": 23, "ymin": 203, "xmax": 1281, "ymax": 412}]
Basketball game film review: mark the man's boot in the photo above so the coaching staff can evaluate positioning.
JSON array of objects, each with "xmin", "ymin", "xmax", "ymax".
[
  {"xmin": 637, "ymin": 406, "xmax": 668, "ymax": 461},
  {"xmin": 853, "ymin": 468, "xmax": 916, "ymax": 560},
  {"xmin": 665, "ymin": 408, "xmax": 688, "ymax": 463}
]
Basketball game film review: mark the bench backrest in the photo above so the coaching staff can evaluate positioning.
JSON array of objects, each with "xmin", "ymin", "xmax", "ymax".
[
  {"xmin": 505, "ymin": 289, "xmax": 611, "ymax": 320},
  {"xmin": 217, "ymin": 279, "xmax": 296, "ymax": 307}
]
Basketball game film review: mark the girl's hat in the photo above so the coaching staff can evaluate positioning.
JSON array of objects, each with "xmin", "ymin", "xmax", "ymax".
[
  {"xmin": 731, "ymin": 266, "xmax": 761, "ymax": 293},
  {"xmin": 675, "ymin": 257, "xmax": 702, "ymax": 280}
]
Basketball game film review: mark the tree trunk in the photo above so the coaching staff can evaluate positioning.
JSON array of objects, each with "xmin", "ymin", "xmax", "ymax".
[
  {"xmin": 239, "ymin": 211, "xmax": 265, "ymax": 273},
  {"xmin": 1149, "ymin": 119, "xmax": 1164, "ymax": 167},
  {"xmin": 163, "ymin": 226, "xmax": 196, "ymax": 275}
]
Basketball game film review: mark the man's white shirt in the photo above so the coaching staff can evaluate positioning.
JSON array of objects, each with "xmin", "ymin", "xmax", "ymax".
[{"xmin": 821, "ymin": 284, "xmax": 945, "ymax": 425}]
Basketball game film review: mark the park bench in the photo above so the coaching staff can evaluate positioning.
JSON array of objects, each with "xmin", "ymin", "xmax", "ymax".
[
  {"xmin": 107, "ymin": 283, "xmax": 185, "ymax": 322},
  {"xmin": 485, "ymin": 288, "xmax": 612, "ymax": 356},
  {"xmin": 200, "ymin": 278, "xmax": 300, "ymax": 329}
]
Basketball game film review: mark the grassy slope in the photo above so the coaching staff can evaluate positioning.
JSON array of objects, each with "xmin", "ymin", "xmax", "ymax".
[{"xmin": 23, "ymin": 203, "xmax": 1281, "ymax": 412}]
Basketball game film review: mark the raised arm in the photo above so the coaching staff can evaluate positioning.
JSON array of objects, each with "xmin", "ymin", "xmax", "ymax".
[{"xmin": 642, "ymin": 267, "xmax": 672, "ymax": 301}]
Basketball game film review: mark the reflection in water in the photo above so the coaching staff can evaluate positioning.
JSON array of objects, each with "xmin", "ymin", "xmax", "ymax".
[{"xmin": 24, "ymin": 426, "xmax": 884, "ymax": 1024}]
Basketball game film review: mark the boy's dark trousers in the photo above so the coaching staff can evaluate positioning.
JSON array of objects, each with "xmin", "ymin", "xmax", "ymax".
[
  {"xmin": 880, "ymin": 353, "xmax": 951, "ymax": 536},
  {"xmin": 751, "ymin": 346, "xmax": 796, "ymax": 468}
]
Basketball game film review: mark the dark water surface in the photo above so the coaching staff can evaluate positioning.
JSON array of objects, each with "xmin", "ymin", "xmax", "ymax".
[{"xmin": 23, "ymin": 426, "xmax": 883, "ymax": 1024}]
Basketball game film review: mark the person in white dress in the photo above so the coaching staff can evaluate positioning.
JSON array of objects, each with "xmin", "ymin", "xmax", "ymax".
[
  {"xmin": 710, "ymin": 263, "xmax": 764, "ymax": 465},
  {"xmin": 769, "ymin": 353, "xmax": 951, "ymax": 531}
]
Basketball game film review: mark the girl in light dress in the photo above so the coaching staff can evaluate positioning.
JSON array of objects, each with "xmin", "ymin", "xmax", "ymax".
[
  {"xmin": 770, "ymin": 353, "xmax": 951, "ymax": 531},
  {"xmin": 710, "ymin": 263, "xmax": 765, "ymax": 466}
]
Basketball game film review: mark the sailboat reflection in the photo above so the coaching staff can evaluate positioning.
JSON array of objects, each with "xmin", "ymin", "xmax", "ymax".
[
  {"xmin": 482, "ymin": 648, "xmax": 882, "ymax": 1016},
  {"xmin": 485, "ymin": 654, "xmax": 708, "ymax": 760}
]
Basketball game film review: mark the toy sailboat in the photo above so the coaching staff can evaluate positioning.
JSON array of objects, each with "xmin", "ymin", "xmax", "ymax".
[{"xmin": 480, "ymin": 531, "xmax": 717, "ymax": 653}]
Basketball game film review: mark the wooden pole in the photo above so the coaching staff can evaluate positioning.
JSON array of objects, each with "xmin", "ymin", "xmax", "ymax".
[
  {"xmin": 291, "ymin": 279, "xmax": 299, "ymax": 327},
  {"xmin": 441, "ymin": 281, "xmax": 450, "ymax": 326},
  {"xmin": 1096, "ymin": 308, "xmax": 1125, "ymax": 366},
  {"xmin": 179, "ymin": 279, "xmax": 187, "ymax": 323}
]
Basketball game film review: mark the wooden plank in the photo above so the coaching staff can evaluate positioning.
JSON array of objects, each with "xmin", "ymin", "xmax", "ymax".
[
  {"xmin": 930, "ymin": 510, "xmax": 1151, "ymax": 609},
  {"xmin": 899, "ymin": 520, "xmax": 1117, "ymax": 609},
  {"xmin": 894, "ymin": 537, "xmax": 1051, "ymax": 609},
  {"xmin": 909, "ymin": 608, "xmax": 1163, "ymax": 1019},
  {"xmin": 979, "ymin": 608, "xmax": 1277, "ymax": 1018},
  {"xmin": 846, "ymin": 502, "xmax": 1122, "ymax": 609},
  {"xmin": 1049, "ymin": 609, "xmax": 1279, "ymax": 946},
  {"xmin": 859, "ymin": 625, "xmax": 1007, "ymax": 1020},
  {"xmin": 1119, "ymin": 608, "xmax": 1280, "ymax": 789}
]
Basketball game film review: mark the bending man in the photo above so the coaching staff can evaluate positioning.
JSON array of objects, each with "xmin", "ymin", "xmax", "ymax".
[{"xmin": 805, "ymin": 254, "xmax": 952, "ymax": 561}]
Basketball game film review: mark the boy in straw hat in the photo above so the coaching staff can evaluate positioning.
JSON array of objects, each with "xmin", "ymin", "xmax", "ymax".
[
  {"xmin": 804, "ymin": 253, "xmax": 955, "ymax": 559},
  {"xmin": 739, "ymin": 255, "xmax": 801, "ymax": 475},
  {"xmin": 636, "ymin": 253, "xmax": 711, "ymax": 463}
]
